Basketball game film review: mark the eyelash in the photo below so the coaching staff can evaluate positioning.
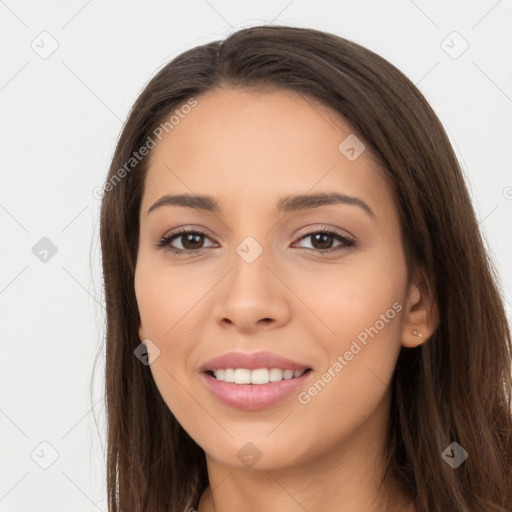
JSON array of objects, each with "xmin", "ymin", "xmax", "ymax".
[{"xmin": 156, "ymin": 227, "xmax": 356, "ymax": 255}]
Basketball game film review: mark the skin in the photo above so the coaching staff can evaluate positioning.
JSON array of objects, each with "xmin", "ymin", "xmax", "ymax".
[{"xmin": 135, "ymin": 87, "xmax": 438, "ymax": 512}]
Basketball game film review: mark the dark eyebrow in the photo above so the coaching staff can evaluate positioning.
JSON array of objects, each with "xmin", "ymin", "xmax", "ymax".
[
  {"xmin": 147, "ymin": 192, "xmax": 375, "ymax": 218},
  {"xmin": 276, "ymin": 192, "xmax": 375, "ymax": 217}
]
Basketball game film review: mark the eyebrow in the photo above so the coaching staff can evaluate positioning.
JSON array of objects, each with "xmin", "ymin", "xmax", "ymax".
[{"xmin": 147, "ymin": 192, "xmax": 375, "ymax": 218}]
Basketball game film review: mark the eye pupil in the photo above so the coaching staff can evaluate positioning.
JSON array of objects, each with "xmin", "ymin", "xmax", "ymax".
[
  {"xmin": 182, "ymin": 233, "xmax": 204, "ymax": 250},
  {"xmin": 311, "ymin": 232, "xmax": 333, "ymax": 250}
]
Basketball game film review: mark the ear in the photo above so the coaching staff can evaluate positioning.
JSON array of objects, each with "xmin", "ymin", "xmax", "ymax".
[
  {"xmin": 138, "ymin": 323, "xmax": 145, "ymax": 342},
  {"xmin": 401, "ymin": 267, "xmax": 439, "ymax": 348}
]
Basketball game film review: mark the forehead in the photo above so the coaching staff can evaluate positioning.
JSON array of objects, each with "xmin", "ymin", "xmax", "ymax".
[{"xmin": 142, "ymin": 87, "xmax": 393, "ymax": 217}]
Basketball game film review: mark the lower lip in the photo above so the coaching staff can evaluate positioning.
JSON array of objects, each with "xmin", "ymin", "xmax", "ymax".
[{"xmin": 201, "ymin": 371, "xmax": 312, "ymax": 410}]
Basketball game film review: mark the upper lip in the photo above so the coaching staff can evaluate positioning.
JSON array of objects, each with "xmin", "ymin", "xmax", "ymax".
[{"xmin": 200, "ymin": 351, "xmax": 312, "ymax": 372}]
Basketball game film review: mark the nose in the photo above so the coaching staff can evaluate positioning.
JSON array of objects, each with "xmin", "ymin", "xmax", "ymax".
[{"xmin": 212, "ymin": 246, "xmax": 291, "ymax": 334}]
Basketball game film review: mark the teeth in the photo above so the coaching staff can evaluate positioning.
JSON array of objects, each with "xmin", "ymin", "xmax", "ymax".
[
  {"xmin": 269, "ymin": 368, "xmax": 283, "ymax": 382},
  {"xmin": 212, "ymin": 368, "xmax": 306, "ymax": 384},
  {"xmin": 234, "ymin": 368, "xmax": 251, "ymax": 384},
  {"xmin": 251, "ymin": 368, "xmax": 269, "ymax": 384}
]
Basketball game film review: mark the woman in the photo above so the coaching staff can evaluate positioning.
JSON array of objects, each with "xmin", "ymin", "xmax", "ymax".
[{"xmin": 99, "ymin": 25, "xmax": 512, "ymax": 511}]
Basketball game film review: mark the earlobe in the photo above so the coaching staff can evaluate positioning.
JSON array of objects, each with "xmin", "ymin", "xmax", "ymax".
[
  {"xmin": 138, "ymin": 324, "xmax": 145, "ymax": 342},
  {"xmin": 401, "ymin": 269, "xmax": 439, "ymax": 348},
  {"xmin": 403, "ymin": 327, "xmax": 426, "ymax": 348}
]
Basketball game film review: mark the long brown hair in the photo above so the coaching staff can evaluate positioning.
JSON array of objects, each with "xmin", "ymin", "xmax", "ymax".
[{"xmin": 98, "ymin": 25, "xmax": 512, "ymax": 511}]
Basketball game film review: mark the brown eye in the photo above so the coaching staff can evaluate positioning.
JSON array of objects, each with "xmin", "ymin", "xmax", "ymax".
[
  {"xmin": 157, "ymin": 230, "xmax": 215, "ymax": 253},
  {"xmin": 308, "ymin": 232, "xmax": 335, "ymax": 250},
  {"xmin": 180, "ymin": 232, "xmax": 206, "ymax": 250},
  {"xmin": 294, "ymin": 230, "xmax": 355, "ymax": 252}
]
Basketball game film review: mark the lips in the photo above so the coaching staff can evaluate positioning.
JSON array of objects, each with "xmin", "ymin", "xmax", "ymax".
[
  {"xmin": 199, "ymin": 351, "xmax": 314, "ymax": 410},
  {"xmin": 200, "ymin": 351, "xmax": 312, "ymax": 373}
]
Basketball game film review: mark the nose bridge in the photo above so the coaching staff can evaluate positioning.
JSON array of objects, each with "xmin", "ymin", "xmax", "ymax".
[
  {"xmin": 211, "ymin": 228, "xmax": 291, "ymax": 330},
  {"xmin": 228, "ymin": 231, "xmax": 273, "ymax": 293},
  {"xmin": 225, "ymin": 204, "xmax": 292, "ymax": 286},
  {"xmin": 234, "ymin": 233, "xmax": 267, "ymax": 266},
  {"xmin": 225, "ymin": 201, "xmax": 275, "ymax": 266}
]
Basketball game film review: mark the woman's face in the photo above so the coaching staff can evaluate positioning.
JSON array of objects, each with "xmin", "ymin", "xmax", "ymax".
[{"xmin": 135, "ymin": 87, "xmax": 420, "ymax": 471}]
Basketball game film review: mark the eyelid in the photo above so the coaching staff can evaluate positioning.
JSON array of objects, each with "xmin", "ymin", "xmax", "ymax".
[
  {"xmin": 294, "ymin": 224, "xmax": 355, "ymax": 242},
  {"xmin": 160, "ymin": 224, "xmax": 216, "ymax": 239}
]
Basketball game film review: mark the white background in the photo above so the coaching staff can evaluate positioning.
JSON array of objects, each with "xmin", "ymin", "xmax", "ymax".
[{"xmin": 1, "ymin": 1, "xmax": 511, "ymax": 510}]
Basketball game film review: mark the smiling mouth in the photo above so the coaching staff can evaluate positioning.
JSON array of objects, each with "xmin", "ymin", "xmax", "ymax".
[{"xmin": 205, "ymin": 368, "xmax": 313, "ymax": 385}]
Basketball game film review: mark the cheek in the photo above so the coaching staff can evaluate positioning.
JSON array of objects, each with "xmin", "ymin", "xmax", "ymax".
[
  {"xmin": 134, "ymin": 270, "xmax": 192, "ymax": 444},
  {"xmin": 134, "ymin": 257, "xmax": 212, "ymax": 423},
  {"xmin": 294, "ymin": 259, "xmax": 405, "ymax": 439},
  {"xmin": 293, "ymin": 244, "xmax": 405, "ymax": 343},
  {"xmin": 135, "ymin": 255, "xmax": 205, "ymax": 345},
  {"xmin": 134, "ymin": 258, "xmax": 192, "ymax": 393}
]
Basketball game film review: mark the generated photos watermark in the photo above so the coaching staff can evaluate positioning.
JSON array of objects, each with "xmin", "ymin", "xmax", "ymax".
[
  {"xmin": 93, "ymin": 97, "xmax": 198, "ymax": 200},
  {"xmin": 298, "ymin": 301, "xmax": 403, "ymax": 405}
]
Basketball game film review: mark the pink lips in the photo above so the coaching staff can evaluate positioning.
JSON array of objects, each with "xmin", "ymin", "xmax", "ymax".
[{"xmin": 199, "ymin": 351, "xmax": 313, "ymax": 411}]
